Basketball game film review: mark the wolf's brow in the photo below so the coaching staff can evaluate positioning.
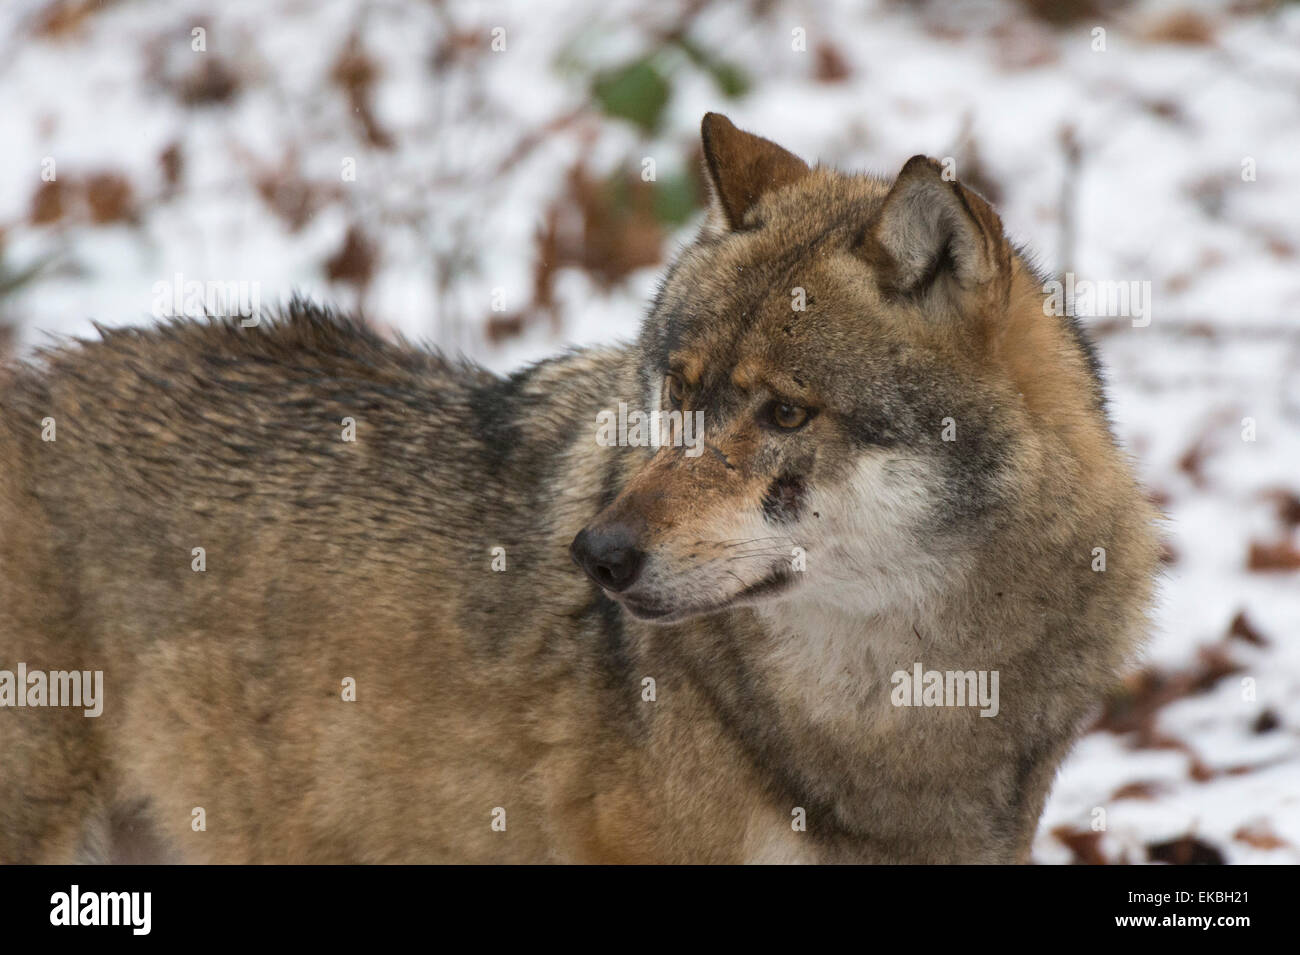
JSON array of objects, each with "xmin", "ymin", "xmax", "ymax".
[
  {"xmin": 732, "ymin": 359, "xmax": 815, "ymax": 404},
  {"xmin": 669, "ymin": 351, "xmax": 705, "ymax": 385}
]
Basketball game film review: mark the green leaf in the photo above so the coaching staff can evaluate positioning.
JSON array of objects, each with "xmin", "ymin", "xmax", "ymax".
[
  {"xmin": 707, "ymin": 60, "xmax": 750, "ymax": 99},
  {"xmin": 592, "ymin": 58, "xmax": 671, "ymax": 134},
  {"xmin": 671, "ymin": 37, "xmax": 750, "ymax": 99},
  {"xmin": 653, "ymin": 172, "xmax": 699, "ymax": 226}
]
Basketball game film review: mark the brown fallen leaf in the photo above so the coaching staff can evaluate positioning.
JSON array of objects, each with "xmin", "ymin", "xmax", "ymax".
[
  {"xmin": 33, "ymin": 0, "xmax": 115, "ymax": 38},
  {"xmin": 1226, "ymin": 610, "xmax": 1268, "ymax": 646},
  {"xmin": 1265, "ymin": 488, "xmax": 1300, "ymax": 528},
  {"xmin": 1233, "ymin": 823, "xmax": 1288, "ymax": 851},
  {"xmin": 331, "ymin": 32, "xmax": 393, "ymax": 149},
  {"xmin": 557, "ymin": 163, "xmax": 665, "ymax": 288},
  {"xmin": 325, "ymin": 225, "xmax": 376, "ymax": 290},
  {"xmin": 85, "ymin": 172, "xmax": 135, "ymax": 224},
  {"xmin": 1147, "ymin": 836, "xmax": 1225, "ymax": 865},
  {"xmin": 1252, "ymin": 708, "xmax": 1280, "ymax": 734},
  {"xmin": 178, "ymin": 57, "xmax": 240, "ymax": 106},
  {"xmin": 1247, "ymin": 540, "xmax": 1300, "ymax": 571},
  {"xmin": 1191, "ymin": 644, "xmax": 1243, "ymax": 692},
  {"xmin": 1052, "ymin": 825, "xmax": 1107, "ymax": 865},
  {"xmin": 159, "ymin": 142, "xmax": 184, "ymax": 196},
  {"xmin": 485, "ymin": 313, "xmax": 526, "ymax": 345},
  {"xmin": 1177, "ymin": 440, "xmax": 1207, "ymax": 486},
  {"xmin": 29, "ymin": 180, "xmax": 67, "ymax": 225},
  {"xmin": 1015, "ymin": 0, "xmax": 1102, "ymax": 27},
  {"xmin": 1111, "ymin": 781, "xmax": 1165, "ymax": 801},
  {"xmin": 1095, "ymin": 643, "xmax": 1243, "ymax": 747},
  {"xmin": 814, "ymin": 43, "xmax": 851, "ymax": 83},
  {"xmin": 1141, "ymin": 10, "xmax": 1216, "ymax": 46}
]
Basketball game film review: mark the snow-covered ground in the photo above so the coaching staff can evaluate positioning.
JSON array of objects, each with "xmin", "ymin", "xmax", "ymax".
[{"xmin": 1, "ymin": 0, "xmax": 1297, "ymax": 862}]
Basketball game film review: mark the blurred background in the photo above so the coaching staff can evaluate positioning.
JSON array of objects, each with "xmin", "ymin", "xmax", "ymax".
[{"xmin": 1, "ymin": 0, "xmax": 1297, "ymax": 863}]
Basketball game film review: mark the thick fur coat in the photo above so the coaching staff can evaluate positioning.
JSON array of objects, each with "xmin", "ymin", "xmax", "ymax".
[{"xmin": 0, "ymin": 115, "xmax": 1159, "ymax": 863}]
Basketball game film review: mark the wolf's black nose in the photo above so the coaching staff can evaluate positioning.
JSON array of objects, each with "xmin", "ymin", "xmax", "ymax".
[{"xmin": 570, "ymin": 526, "xmax": 645, "ymax": 593}]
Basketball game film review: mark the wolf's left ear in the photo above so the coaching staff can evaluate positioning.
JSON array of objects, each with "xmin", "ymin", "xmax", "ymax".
[
  {"xmin": 860, "ymin": 156, "xmax": 1012, "ymax": 319},
  {"xmin": 700, "ymin": 113, "xmax": 810, "ymax": 231}
]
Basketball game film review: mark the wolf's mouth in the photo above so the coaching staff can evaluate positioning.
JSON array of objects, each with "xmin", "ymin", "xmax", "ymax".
[
  {"xmin": 736, "ymin": 566, "xmax": 796, "ymax": 600},
  {"xmin": 614, "ymin": 564, "xmax": 796, "ymax": 624},
  {"xmin": 616, "ymin": 595, "xmax": 674, "ymax": 620}
]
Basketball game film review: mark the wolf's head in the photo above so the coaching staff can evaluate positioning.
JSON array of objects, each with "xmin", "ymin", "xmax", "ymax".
[{"xmin": 571, "ymin": 113, "xmax": 1105, "ymax": 624}]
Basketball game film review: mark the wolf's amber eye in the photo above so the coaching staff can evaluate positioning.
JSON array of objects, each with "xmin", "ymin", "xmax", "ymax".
[
  {"xmin": 665, "ymin": 373, "xmax": 686, "ymax": 409},
  {"xmin": 769, "ymin": 402, "xmax": 809, "ymax": 431}
]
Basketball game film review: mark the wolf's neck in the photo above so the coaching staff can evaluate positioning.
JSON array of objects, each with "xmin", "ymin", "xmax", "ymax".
[{"xmin": 747, "ymin": 597, "xmax": 942, "ymax": 732}]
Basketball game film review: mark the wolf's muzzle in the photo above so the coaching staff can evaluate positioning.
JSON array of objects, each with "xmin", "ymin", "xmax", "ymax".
[{"xmin": 570, "ymin": 525, "xmax": 645, "ymax": 593}]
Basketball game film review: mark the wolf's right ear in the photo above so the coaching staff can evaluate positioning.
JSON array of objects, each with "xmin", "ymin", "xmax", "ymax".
[
  {"xmin": 700, "ymin": 113, "xmax": 810, "ymax": 232},
  {"xmin": 859, "ymin": 155, "xmax": 1012, "ymax": 322}
]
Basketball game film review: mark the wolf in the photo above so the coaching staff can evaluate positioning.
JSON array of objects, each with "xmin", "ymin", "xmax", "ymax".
[{"xmin": 0, "ymin": 114, "xmax": 1159, "ymax": 863}]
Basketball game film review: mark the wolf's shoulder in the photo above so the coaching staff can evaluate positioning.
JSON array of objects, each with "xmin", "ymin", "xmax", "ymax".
[
  {"xmin": 0, "ymin": 299, "xmax": 500, "ymax": 415},
  {"xmin": 92, "ymin": 298, "xmax": 488, "ymax": 384},
  {"xmin": 2, "ymin": 298, "xmax": 635, "ymax": 439}
]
